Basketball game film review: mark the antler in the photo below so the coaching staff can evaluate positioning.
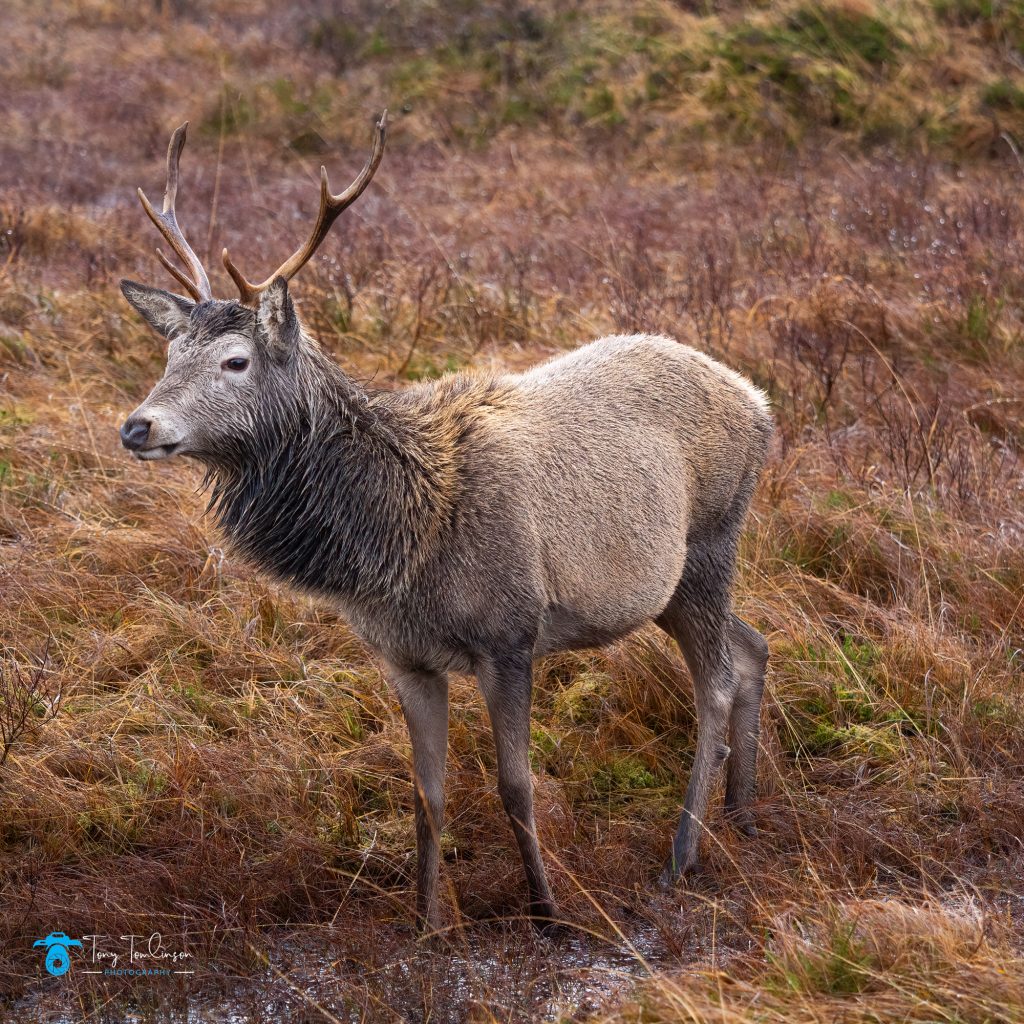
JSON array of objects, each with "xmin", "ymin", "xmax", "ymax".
[
  {"xmin": 137, "ymin": 122, "xmax": 213, "ymax": 303},
  {"xmin": 222, "ymin": 110, "xmax": 388, "ymax": 306}
]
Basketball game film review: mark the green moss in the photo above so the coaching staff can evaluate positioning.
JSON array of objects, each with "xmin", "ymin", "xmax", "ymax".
[
  {"xmin": 793, "ymin": 721, "xmax": 900, "ymax": 759},
  {"xmin": 797, "ymin": 720, "xmax": 848, "ymax": 756},
  {"xmin": 594, "ymin": 756, "xmax": 657, "ymax": 794},
  {"xmin": 880, "ymin": 707, "xmax": 926, "ymax": 735},
  {"xmin": 782, "ymin": 637, "xmax": 917, "ymax": 757},
  {"xmin": 839, "ymin": 636, "xmax": 881, "ymax": 682},
  {"xmin": 529, "ymin": 724, "xmax": 559, "ymax": 773},
  {"xmin": 800, "ymin": 691, "xmax": 831, "ymax": 719},
  {"xmin": 833, "ymin": 684, "xmax": 875, "ymax": 724},
  {"xmin": 552, "ymin": 670, "xmax": 613, "ymax": 724}
]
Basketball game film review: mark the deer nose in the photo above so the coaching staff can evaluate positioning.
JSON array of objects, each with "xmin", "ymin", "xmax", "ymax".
[{"xmin": 120, "ymin": 417, "xmax": 151, "ymax": 451}]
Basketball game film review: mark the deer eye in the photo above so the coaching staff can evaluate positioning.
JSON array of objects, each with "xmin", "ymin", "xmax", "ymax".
[{"xmin": 221, "ymin": 357, "xmax": 250, "ymax": 372}]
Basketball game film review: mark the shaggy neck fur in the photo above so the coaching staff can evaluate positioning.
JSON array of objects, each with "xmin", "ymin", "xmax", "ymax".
[{"xmin": 205, "ymin": 340, "xmax": 455, "ymax": 602}]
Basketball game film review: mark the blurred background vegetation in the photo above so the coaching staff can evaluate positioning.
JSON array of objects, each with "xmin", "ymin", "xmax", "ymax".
[{"xmin": 109, "ymin": 0, "xmax": 1024, "ymax": 155}]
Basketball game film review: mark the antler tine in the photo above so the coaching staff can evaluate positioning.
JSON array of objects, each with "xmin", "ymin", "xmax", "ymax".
[
  {"xmin": 155, "ymin": 249, "xmax": 200, "ymax": 297},
  {"xmin": 137, "ymin": 122, "xmax": 213, "ymax": 303},
  {"xmin": 222, "ymin": 110, "xmax": 388, "ymax": 306}
]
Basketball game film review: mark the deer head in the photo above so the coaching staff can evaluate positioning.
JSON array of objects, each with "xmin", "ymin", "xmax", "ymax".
[{"xmin": 119, "ymin": 113, "xmax": 387, "ymax": 462}]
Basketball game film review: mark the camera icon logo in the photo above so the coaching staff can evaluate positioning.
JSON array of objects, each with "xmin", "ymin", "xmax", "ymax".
[{"xmin": 33, "ymin": 933, "xmax": 83, "ymax": 977}]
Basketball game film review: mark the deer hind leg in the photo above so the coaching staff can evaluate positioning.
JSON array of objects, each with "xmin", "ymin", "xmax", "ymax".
[
  {"xmin": 724, "ymin": 615, "xmax": 768, "ymax": 835},
  {"xmin": 656, "ymin": 542, "xmax": 739, "ymax": 881}
]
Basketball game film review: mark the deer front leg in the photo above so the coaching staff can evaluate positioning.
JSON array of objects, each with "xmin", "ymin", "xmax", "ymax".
[
  {"xmin": 389, "ymin": 665, "xmax": 449, "ymax": 933},
  {"xmin": 476, "ymin": 648, "xmax": 559, "ymax": 929}
]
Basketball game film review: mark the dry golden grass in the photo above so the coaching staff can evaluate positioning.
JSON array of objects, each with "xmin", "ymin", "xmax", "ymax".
[{"xmin": 1, "ymin": 1, "xmax": 1022, "ymax": 1021}]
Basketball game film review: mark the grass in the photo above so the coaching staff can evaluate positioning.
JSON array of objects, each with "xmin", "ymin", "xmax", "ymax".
[
  {"xmin": 0, "ymin": 0, "xmax": 1022, "ymax": 1020},
  {"xmin": 621, "ymin": 898, "xmax": 1024, "ymax": 1022}
]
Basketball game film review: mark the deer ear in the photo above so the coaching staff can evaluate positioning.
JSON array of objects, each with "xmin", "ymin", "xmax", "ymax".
[
  {"xmin": 120, "ymin": 280, "xmax": 194, "ymax": 339},
  {"xmin": 258, "ymin": 276, "xmax": 300, "ymax": 361}
]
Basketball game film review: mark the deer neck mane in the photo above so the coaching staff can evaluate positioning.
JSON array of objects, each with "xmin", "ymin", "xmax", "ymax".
[{"xmin": 205, "ymin": 353, "xmax": 456, "ymax": 603}]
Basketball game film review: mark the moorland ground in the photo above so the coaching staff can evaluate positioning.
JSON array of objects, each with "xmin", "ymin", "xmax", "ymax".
[{"xmin": 0, "ymin": 1, "xmax": 1023, "ymax": 1020}]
